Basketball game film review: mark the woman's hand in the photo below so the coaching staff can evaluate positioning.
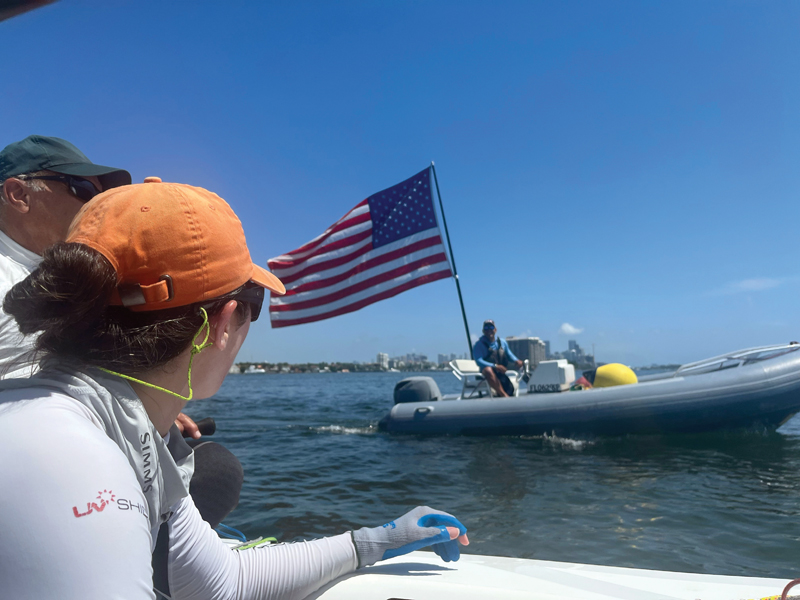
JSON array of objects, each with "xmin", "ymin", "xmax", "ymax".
[{"xmin": 351, "ymin": 506, "xmax": 469, "ymax": 568}]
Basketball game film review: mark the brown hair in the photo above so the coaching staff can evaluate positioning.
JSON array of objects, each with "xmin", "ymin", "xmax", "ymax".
[{"xmin": 4, "ymin": 242, "xmax": 248, "ymax": 373}]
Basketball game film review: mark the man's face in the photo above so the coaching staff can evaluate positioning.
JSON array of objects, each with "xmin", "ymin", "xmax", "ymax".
[
  {"xmin": 22, "ymin": 173, "xmax": 103, "ymax": 254},
  {"xmin": 483, "ymin": 324, "xmax": 496, "ymax": 342}
]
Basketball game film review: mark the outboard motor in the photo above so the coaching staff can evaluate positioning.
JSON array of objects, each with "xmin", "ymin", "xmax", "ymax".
[{"xmin": 393, "ymin": 377, "xmax": 442, "ymax": 404}]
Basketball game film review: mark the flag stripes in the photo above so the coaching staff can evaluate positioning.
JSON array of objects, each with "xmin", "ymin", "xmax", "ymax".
[
  {"xmin": 281, "ymin": 235, "xmax": 447, "ymax": 296},
  {"xmin": 271, "ymin": 251, "xmax": 450, "ymax": 312},
  {"xmin": 271, "ymin": 269, "xmax": 452, "ymax": 327},
  {"xmin": 269, "ymin": 204, "xmax": 371, "ymax": 268}
]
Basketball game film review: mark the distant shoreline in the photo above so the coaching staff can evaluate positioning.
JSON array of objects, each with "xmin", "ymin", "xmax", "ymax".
[
  {"xmin": 233, "ymin": 361, "xmax": 444, "ymax": 374},
  {"xmin": 232, "ymin": 360, "xmax": 685, "ymax": 375}
]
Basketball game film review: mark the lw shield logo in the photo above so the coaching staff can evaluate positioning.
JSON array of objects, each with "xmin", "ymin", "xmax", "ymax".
[{"xmin": 73, "ymin": 489, "xmax": 116, "ymax": 518}]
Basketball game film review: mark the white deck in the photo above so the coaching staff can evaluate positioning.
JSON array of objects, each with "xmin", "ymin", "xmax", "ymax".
[{"xmin": 305, "ymin": 551, "xmax": 790, "ymax": 600}]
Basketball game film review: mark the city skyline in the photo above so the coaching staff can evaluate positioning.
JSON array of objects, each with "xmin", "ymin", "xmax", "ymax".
[{"xmin": 240, "ymin": 338, "xmax": 598, "ymax": 369}]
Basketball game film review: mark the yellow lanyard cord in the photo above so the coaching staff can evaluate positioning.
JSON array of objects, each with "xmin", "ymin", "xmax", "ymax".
[{"xmin": 99, "ymin": 308, "xmax": 214, "ymax": 402}]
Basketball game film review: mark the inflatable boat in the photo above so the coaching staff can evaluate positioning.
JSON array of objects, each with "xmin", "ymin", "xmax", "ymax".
[{"xmin": 378, "ymin": 343, "xmax": 800, "ymax": 436}]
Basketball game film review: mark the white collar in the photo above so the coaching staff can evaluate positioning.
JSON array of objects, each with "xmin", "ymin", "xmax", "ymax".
[{"xmin": 0, "ymin": 229, "xmax": 40, "ymax": 271}]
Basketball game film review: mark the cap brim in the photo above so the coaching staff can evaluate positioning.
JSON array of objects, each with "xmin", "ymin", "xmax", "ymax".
[
  {"xmin": 251, "ymin": 264, "xmax": 286, "ymax": 296},
  {"xmin": 48, "ymin": 162, "xmax": 132, "ymax": 189}
]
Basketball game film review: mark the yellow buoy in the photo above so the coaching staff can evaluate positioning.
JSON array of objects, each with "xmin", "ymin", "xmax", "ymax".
[{"xmin": 593, "ymin": 363, "xmax": 638, "ymax": 388}]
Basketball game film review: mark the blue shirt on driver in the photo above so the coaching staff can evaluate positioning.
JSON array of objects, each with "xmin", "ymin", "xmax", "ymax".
[{"xmin": 472, "ymin": 335, "xmax": 520, "ymax": 370}]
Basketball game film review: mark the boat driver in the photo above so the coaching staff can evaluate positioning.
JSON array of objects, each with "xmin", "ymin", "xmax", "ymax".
[{"xmin": 472, "ymin": 319, "xmax": 524, "ymax": 397}]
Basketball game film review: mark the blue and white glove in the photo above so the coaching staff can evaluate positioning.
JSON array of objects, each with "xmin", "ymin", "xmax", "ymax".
[{"xmin": 350, "ymin": 506, "xmax": 467, "ymax": 568}]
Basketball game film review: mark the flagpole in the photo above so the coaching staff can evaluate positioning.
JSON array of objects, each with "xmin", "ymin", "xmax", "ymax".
[{"xmin": 430, "ymin": 162, "xmax": 474, "ymax": 360}]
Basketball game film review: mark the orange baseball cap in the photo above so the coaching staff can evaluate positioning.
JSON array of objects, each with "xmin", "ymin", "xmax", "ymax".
[{"xmin": 66, "ymin": 177, "xmax": 285, "ymax": 310}]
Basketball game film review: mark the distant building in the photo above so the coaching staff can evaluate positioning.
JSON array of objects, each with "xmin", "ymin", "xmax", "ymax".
[
  {"xmin": 506, "ymin": 336, "xmax": 546, "ymax": 367},
  {"xmin": 377, "ymin": 352, "xmax": 389, "ymax": 370},
  {"xmin": 544, "ymin": 340, "xmax": 551, "ymax": 359},
  {"xmin": 553, "ymin": 340, "xmax": 595, "ymax": 367},
  {"xmin": 396, "ymin": 353, "xmax": 427, "ymax": 365},
  {"xmin": 437, "ymin": 353, "xmax": 449, "ymax": 366}
]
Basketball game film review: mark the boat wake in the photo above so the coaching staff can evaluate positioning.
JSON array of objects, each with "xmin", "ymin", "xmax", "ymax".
[
  {"xmin": 311, "ymin": 424, "xmax": 377, "ymax": 435},
  {"xmin": 518, "ymin": 431, "xmax": 594, "ymax": 450}
]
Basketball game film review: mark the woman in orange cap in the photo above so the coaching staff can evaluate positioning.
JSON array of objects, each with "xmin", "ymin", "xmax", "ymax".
[{"xmin": 0, "ymin": 179, "xmax": 467, "ymax": 599}]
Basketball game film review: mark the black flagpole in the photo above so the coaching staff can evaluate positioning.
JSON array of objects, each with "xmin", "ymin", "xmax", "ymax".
[{"xmin": 430, "ymin": 162, "xmax": 474, "ymax": 360}]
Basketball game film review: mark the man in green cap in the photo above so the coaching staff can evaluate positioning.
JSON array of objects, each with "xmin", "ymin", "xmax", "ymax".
[{"xmin": 0, "ymin": 135, "xmax": 131, "ymax": 377}]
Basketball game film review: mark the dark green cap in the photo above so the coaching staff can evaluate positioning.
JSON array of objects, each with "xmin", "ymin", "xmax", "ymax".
[{"xmin": 0, "ymin": 135, "xmax": 131, "ymax": 190}]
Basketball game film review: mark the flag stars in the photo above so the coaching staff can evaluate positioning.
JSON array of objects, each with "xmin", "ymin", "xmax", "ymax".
[{"xmin": 368, "ymin": 169, "xmax": 438, "ymax": 248}]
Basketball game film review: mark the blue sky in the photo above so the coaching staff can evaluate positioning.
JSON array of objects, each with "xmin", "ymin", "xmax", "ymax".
[{"xmin": 3, "ymin": 1, "xmax": 799, "ymax": 366}]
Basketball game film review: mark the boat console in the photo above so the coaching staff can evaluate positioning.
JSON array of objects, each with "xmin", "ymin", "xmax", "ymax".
[{"xmin": 526, "ymin": 359, "xmax": 575, "ymax": 393}]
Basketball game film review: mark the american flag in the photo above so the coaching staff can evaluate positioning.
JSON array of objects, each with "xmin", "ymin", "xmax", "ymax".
[{"xmin": 267, "ymin": 167, "xmax": 453, "ymax": 328}]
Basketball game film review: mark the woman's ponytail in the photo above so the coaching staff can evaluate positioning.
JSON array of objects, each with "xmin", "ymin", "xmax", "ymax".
[{"xmin": 4, "ymin": 243, "xmax": 116, "ymax": 357}]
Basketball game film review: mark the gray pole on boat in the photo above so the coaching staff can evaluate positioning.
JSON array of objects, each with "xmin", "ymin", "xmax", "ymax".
[{"xmin": 430, "ymin": 162, "xmax": 474, "ymax": 360}]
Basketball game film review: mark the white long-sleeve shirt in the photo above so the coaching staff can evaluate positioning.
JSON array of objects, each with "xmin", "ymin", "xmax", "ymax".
[
  {"xmin": 0, "ymin": 229, "xmax": 40, "ymax": 378},
  {"xmin": 0, "ymin": 389, "xmax": 357, "ymax": 599}
]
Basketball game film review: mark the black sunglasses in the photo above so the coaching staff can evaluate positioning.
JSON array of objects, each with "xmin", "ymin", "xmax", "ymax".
[
  {"xmin": 232, "ymin": 285, "xmax": 265, "ymax": 322},
  {"xmin": 22, "ymin": 174, "xmax": 101, "ymax": 203}
]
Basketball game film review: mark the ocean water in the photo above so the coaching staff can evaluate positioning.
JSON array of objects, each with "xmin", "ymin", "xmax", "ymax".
[{"xmin": 184, "ymin": 371, "xmax": 800, "ymax": 579}]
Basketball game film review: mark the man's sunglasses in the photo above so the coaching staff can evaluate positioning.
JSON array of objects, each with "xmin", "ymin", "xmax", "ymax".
[
  {"xmin": 232, "ymin": 285, "xmax": 265, "ymax": 322},
  {"xmin": 21, "ymin": 174, "xmax": 101, "ymax": 203},
  {"xmin": 483, "ymin": 325, "xmax": 496, "ymax": 331}
]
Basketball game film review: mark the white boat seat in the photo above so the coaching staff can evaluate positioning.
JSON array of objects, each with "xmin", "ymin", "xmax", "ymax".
[
  {"xmin": 449, "ymin": 360, "xmax": 519, "ymax": 398},
  {"xmin": 450, "ymin": 359, "xmax": 481, "ymax": 374}
]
